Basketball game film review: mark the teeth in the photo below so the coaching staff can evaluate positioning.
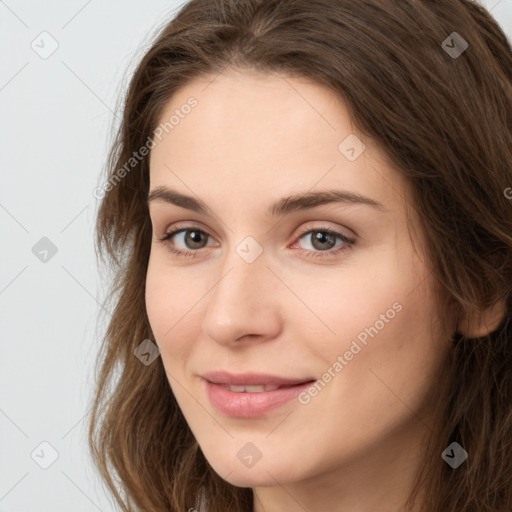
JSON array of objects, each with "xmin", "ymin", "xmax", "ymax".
[
  {"xmin": 219, "ymin": 384, "xmax": 281, "ymax": 392},
  {"xmin": 245, "ymin": 385, "xmax": 267, "ymax": 392},
  {"xmin": 229, "ymin": 385, "xmax": 247, "ymax": 392}
]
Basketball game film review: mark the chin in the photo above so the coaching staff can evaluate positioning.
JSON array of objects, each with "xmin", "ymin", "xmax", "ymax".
[
  {"xmin": 213, "ymin": 466, "xmax": 285, "ymax": 488},
  {"xmin": 204, "ymin": 450, "xmax": 306, "ymax": 488}
]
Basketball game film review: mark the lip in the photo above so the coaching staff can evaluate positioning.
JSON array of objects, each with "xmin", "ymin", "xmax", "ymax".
[
  {"xmin": 201, "ymin": 371, "xmax": 316, "ymax": 418},
  {"xmin": 201, "ymin": 371, "xmax": 313, "ymax": 387}
]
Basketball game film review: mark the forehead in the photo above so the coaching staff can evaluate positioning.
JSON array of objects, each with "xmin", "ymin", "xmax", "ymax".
[{"xmin": 148, "ymin": 69, "xmax": 409, "ymax": 219}]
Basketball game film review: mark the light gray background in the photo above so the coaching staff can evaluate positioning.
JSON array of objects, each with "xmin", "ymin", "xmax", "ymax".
[{"xmin": 1, "ymin": 1, "xmax": 511, "ymax": 510}]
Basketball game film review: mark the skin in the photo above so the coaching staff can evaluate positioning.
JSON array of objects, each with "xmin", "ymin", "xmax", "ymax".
[{"xmin": 145, "ymin": 68, "xmax": 455, "ymax": 512}]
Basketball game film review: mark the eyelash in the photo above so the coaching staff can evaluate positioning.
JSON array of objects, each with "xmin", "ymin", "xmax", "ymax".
[{"xmin": 157, "ymin": 225, "xmax": 355, "ymax": 260}]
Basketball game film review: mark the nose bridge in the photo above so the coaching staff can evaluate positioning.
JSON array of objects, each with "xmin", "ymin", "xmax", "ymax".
[
  {"xmin": 209, "ymin": 239, "xmax": 268, "ymax": 314},
  {"xmin": 213, "ymin": 234, "xmax": 268, "ymax": 301},
  {"xmin": 202, "ymin": 236, "xmax": 279, "ymax": 344}
]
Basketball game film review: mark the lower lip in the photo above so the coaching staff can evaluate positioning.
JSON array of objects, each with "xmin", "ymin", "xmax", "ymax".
[{"xmin": 203, "ymin": 379, "xmax": 315, "ymax": 418}]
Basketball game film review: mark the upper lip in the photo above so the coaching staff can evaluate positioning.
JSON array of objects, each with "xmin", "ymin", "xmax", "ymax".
[{"xmin": 202, "ymin": 371, "xmax": 315, "ymax": 387}]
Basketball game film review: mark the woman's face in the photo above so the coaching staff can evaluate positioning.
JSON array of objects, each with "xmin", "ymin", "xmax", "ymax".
[{"xmin": 146, "ymin": 69, "xmax": 452, "ymax": 491}]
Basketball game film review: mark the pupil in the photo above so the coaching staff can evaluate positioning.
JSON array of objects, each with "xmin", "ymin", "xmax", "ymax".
[
  {"xmin": 313, "ymin": 231, "xmax": 335, "ymax": 250},
  {"xmin": 186, "ymin": 231, "xmax": 205, "ymax": 248}
]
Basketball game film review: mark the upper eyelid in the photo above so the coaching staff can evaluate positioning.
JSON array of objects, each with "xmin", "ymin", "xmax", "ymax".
[{"xmin": 150, "ymin": 207, "xmax": 360, "ymax": 235}]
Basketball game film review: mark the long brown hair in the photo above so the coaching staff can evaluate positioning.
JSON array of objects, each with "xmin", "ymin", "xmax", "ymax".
[{"xmin": 89, "ymin": 1, "xmax": 512, "ymax": 510}]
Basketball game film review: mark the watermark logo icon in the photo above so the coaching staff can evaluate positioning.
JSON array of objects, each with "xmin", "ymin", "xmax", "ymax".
[
  {"xmin": 32, "ymin": 237, "xmax": 58, "ymax": 263},
  {"xmin": 236, "ymin": 236, "xmax": 263, "ymax": 264},
  {"xmin": 237, "ymin": 442, "xmax": 262, "ymax": 468},
  {"xmin": 442, "ymin": 441, "xmax": 468, "ymax": 468},
  {"xmin": 31, "ymin": 441, "xmax": 59, "ymax": 469},
  {"xmin": 134, "ymin": 339, "xmax": 160, "ymax": 365},
  {"xmin": 31, "ymin": 31, "xmax": 59, "ymax": 59},
  {"xmin": 338, "ymin": 134, "xmax": 366, "ymax": 161},
  {"xmin": 441, "ymin": 32, "xmax": 468, "ymax": 59}
]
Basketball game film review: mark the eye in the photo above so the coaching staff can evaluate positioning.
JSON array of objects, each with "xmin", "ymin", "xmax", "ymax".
[
  {"xmin": 158, "ymin": 226, "xmax": 214, "ymax": 258},
  {"xmin": 292, "ymin": 227, "xmax": 355, "ymax": 259},
  {"xmin": 157, "ymin": 225, "xmax": 355, "ymax": 259}
]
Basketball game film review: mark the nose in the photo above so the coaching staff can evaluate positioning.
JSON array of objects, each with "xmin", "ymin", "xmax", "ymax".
[{"xmin": 202, "ymin": 245, "xmax": 282, "ymax": 347}]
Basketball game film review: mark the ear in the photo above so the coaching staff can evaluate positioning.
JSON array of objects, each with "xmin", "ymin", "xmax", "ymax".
[{"xmin": 456, "ymin": 298, "xmax": 507, "ymax": 338}]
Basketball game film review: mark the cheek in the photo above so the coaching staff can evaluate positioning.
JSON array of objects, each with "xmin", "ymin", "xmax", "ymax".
[
  {"xmin": 338, "ymin": 279, "xmax": 444, "ymax": 416},
  {"xmin": 293, "ymin": 259, "xmax": 407, "ymax": 360},
  {"xmin": 312, "ymin": 249, "xmax": 445, "ymax": 400},
  {"xmin": 145, "ymin": 258, "xmax": 196, "ymax": 362}
]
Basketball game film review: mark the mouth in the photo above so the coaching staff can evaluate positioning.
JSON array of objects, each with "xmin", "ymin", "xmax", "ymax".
[
  {"xmin": 201, "ymin": 370, "xmax": 315, "ymax": 388},
  {"xmin": 201, "ymin": 371, "xmax": 316, "ymax": 417},
  {"xmin": 213, "ymin": 381, "xmax": 314, "ymax": 393}
]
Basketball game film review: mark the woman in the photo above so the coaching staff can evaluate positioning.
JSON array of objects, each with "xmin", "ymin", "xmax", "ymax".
[{"xmin": 89, "ymin": 1, "xmax": 512, "ymax": 511}]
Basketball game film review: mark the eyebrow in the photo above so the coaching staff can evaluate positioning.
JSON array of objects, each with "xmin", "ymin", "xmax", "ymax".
[{"xmin": 147, "ymin": 186, "xmax": 387, "ymax": 216}]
